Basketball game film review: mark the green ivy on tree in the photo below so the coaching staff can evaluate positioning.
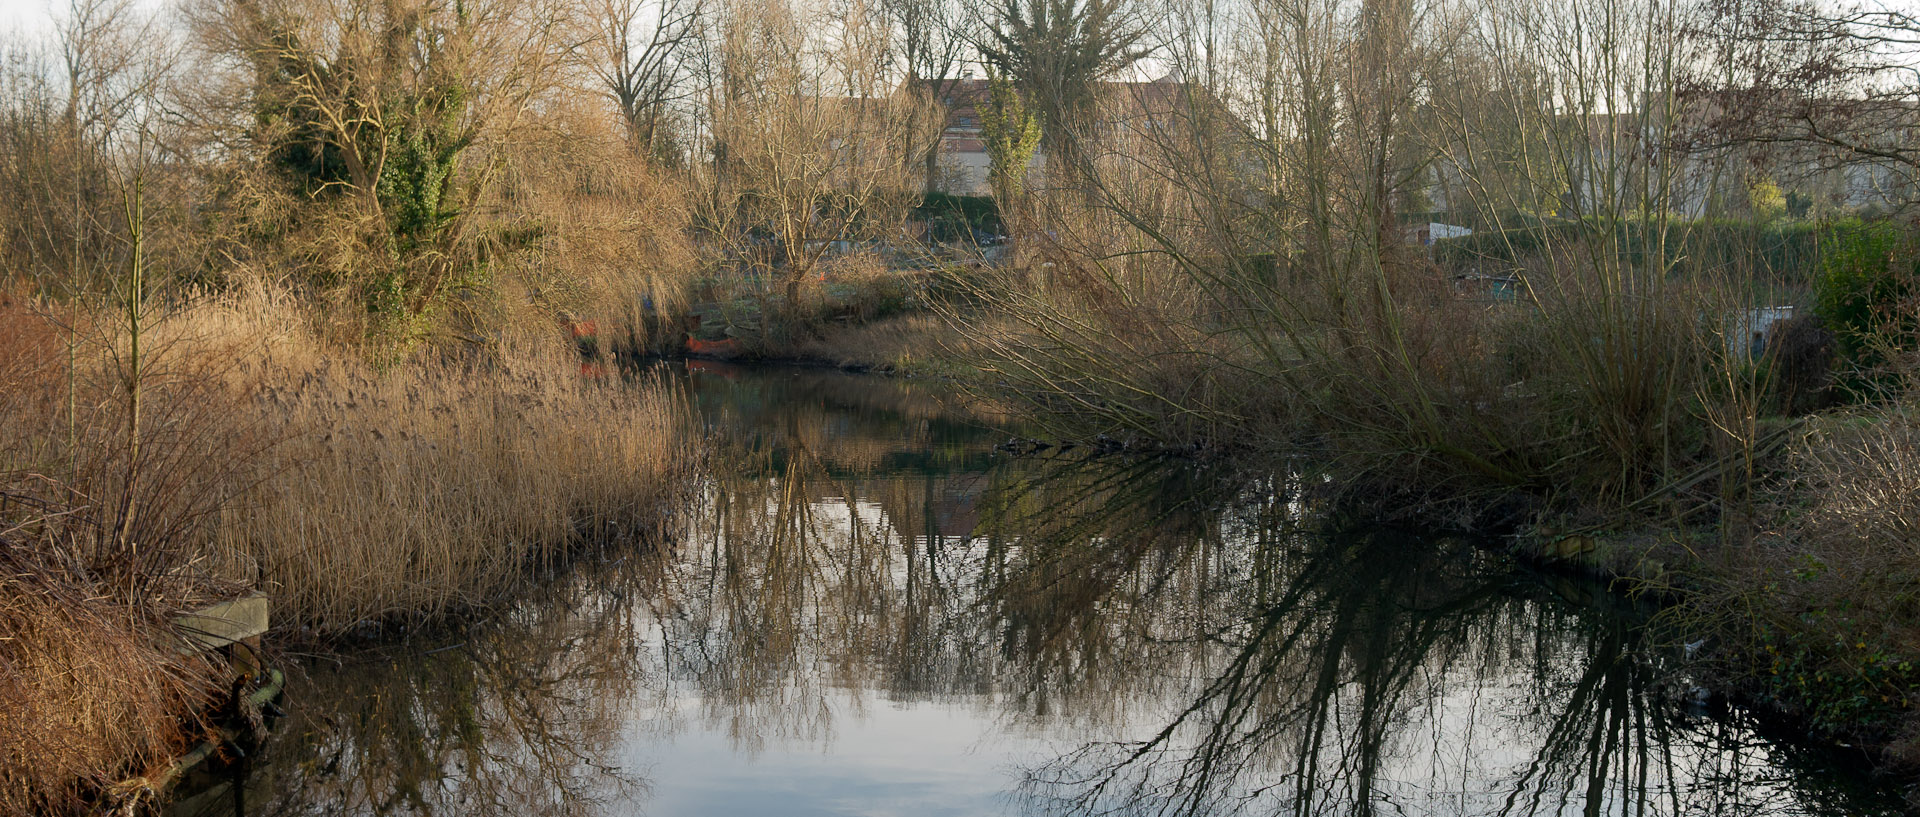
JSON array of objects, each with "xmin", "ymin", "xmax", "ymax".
[{"xmin": 979, "ymin": 68, "xmax": 1041, "ymax": 205}]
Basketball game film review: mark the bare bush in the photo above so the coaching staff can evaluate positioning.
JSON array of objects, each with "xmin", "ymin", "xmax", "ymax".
[
  {"xmin": 492, "ymin": 100, "xmax": 699, "ymax": 354},
  {"xmin": 689, "ymin": 0, "xmax": 939, "ymax": 316}
]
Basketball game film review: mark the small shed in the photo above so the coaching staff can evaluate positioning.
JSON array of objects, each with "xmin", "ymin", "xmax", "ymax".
[
  {"xmin": 1410, "ymin": 222, "xmax": 1474, "ymax": 246},
  {"xmin": 1453, "ymin": 271, "xmax": 1520, "ymax": 302},
  {"xmin": 1728, "ymin": 306, "xmax": 1796, "ymax": 360}
]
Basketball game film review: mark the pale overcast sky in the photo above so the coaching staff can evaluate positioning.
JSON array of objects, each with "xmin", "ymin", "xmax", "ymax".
[
  {"xmin": 0, "ymin": 0, "xmax": 52, "ymax": 41},
  {"xmin": 0, "ymin": 0, "xmax": 167, "ymax": 45},
  {"xmin": 5, "ymin": 0, "xmax": 1920, "ymax": 60}
]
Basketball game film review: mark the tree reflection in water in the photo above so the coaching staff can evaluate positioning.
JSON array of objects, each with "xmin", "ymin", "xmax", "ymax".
[
  {"xmin": 170, "ymin": 554, "xmax": 655, "ymax": 817},
  {"xmin": 179, "ymin": 366, "xmax": 1903, "ymax": 817},
  {"xmin": 986, "ymin": 465, "xmax": 1892, "ymax": 817}
]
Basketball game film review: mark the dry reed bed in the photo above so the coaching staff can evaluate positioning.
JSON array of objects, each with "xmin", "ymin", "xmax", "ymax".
[
  {"xmin": 164, "ymin": 291, "xmax": 700, "ymax": 630},
  {"xmin": 0, "ymin": 291, "xmax": 698, "ymax": 813},
  {"xmin": 224, "ymin": 349, "xmax": 694, "ymax": 630}
]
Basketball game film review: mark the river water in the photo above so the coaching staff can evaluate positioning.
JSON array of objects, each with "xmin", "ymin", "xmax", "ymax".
[{"xmin": 171, "ymin": 364, "xmax": 1907, "ymax": 817}]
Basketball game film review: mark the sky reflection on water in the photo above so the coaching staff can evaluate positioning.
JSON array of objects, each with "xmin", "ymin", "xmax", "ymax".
[{"xmin": 170, "ymin": 364, "xmax": 1907, "ymax": 817}]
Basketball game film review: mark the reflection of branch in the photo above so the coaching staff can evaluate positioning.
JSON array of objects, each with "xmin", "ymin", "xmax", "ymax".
[
  {"xmin": 1015, "ymin": 534, "xmax": 1691, "ymax": 817},
  {"xmin": 264, "ymin": 560, "xmax": 653, "ymax": 816}
]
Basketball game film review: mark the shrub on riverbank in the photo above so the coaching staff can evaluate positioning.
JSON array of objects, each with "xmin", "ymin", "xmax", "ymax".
[
  {"xmin": 962, "ymin": 203, "xmax": 1768, "ymax": 521},
  {"xmin": 0, "ymin": 294, "xmax": 242, "ymax": 815},
  {"xmin": 1812, "ymin": 222, "xmax": 1920, "ymax": 399},
  {"xmin": 1682, "ymin": 405, "xmax": 1920, "ymax": 760}
]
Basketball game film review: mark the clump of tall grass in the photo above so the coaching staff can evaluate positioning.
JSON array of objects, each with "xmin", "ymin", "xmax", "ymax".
[
  {"xmin": 963, "ymin": 192, "xmax": 1768, "ymax": 522},
  {"xmin": 185, "ymin": 291, "xmax": 698, "ymax": 631},
  {"xmin": 0, "ymin": 292, "xmax": 242, "ymax": 815},
  {"xmin": 956, "ymin": 254, "xmax": 1278, "ymax": 450},
  {"xmin": 1, "ymin": 286, "xmax": 698, "ymax": 809},
  {"xmin": 0, "ymin": 545, "xmax": 220, "ymax": 816}
]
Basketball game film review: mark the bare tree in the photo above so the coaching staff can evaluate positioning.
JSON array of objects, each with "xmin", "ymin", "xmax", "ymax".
[
  {"xmin": 586, "ymin": 0, "xmax": 705, "ymax": 162},
  {"xmin": 0, "ymin": 0, "xmax": 171, "ymax": 297},
  {"xmin": 55, "ymin": 0, "xmax": 166, "ymax": 140},
  {"xmin": 1697, "ymin": 0, "xmax": 1920, "ymax": 209},
  {"xmin": 690, "ymin": 0, "xmax": 939, "ymax": 310},
  {"xmin": 880, "ymin": 0, "xmax": 967, "ymax": 192}
]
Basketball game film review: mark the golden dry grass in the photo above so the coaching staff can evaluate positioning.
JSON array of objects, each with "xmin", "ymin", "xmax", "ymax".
[
  {"xmin": 112, "ymin": 288, "xmax": 700, "ymax": 630},
  {"xmin": 198, "ymin": 293, "xmax": 696, "ymax": 629},
  {"xmin": 0, "ymin": 286, "xmax": 698, "ymax": 811},
  {"xmin": 0, "ymin": 566, "xmax": 219, "ymax": 816},
  {"xmin": 0, "ymin": 293, "xmax": 228, "ymax": 816}
]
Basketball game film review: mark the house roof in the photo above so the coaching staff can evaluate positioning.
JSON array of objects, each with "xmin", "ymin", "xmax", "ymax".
[{"xmin": 906, "ymin": 74, "xmax": 1200, "ymax": 131}]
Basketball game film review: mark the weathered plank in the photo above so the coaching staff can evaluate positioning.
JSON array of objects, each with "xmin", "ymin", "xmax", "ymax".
[{"xmin": 173, "ymin": 594, "xmax": 269, "ymax": 651}]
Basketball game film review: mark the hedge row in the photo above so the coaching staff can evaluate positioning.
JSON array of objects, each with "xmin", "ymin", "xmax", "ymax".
[{"xmin": 1433, "ymin": 217, "xmax": 1887, "ymax": 283}]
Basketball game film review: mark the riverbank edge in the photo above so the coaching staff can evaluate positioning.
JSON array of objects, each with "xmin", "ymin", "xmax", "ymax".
[
  {"xmin": 1, "ymin": 291, "xmax": 707, "ymax": 814},
  {"xmin": 1481, "ymin": 521, "xmax": 1919, "ymax": 792},
  {"xmin": 115, "ymin": 363, "xmax": 1920, "ymax": 812}
]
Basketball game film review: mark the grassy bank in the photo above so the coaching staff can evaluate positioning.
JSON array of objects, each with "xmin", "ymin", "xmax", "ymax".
[{"xmin": 0, "ymin": 289, "xmax": 697, "ymax": 813}]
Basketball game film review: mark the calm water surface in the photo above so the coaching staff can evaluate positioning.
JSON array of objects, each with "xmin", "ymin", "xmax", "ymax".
[{"xmin": 172, "ymin": 365, "xmax": 1907, "ymax": 817}]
